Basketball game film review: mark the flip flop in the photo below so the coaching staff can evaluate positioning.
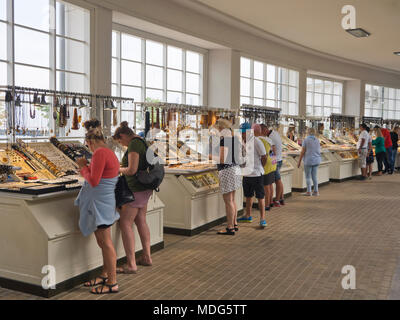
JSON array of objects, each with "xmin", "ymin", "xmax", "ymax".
[
  {"xmin": 84, "ymin": 276, "xmax": 108, "ymax": 287},
  {"xmin": 91, "ymin": 283, "xmax": 119, "ymax": 294}
]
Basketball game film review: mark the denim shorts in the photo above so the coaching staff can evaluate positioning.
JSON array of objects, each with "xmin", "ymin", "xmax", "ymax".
[{"xmin": 274, "ymin": 160, "xmax": 283, "ymax": 181}]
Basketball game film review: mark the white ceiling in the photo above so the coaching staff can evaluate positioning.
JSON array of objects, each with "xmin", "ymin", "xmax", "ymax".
[{"xmin": 191, "ymin": 0, "xmax": 400, "ymax": 72}]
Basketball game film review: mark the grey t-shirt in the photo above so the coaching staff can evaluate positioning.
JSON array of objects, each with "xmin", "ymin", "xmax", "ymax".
[{"xmin": 303, "ymin": 135, "xmax": 321, "ymax": 166}]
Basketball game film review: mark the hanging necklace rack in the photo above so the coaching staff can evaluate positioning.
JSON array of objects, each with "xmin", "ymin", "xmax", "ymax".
[{"xmin": 240, "ymin": 105, "xmax": 281, "ymax": 126}]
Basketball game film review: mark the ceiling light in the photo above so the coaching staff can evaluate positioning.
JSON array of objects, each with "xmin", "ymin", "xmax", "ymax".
[
  {"xmin": 345, "ymin": 28, "xmax": 370, "ymax": 38},
  {"xmin": 394, "ymin": 52, "xmax": 400, "ymax": 56}
]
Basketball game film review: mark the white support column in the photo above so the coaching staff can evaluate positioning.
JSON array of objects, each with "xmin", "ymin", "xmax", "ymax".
[
  {"xmin": 90, "ymin": 5, "xmax": 112, "ymax": 134},
  {"xmin": 344, "ymin": 79, "xmax": 363, "ymax": 118},
  {"xmin": 298, "ymin": 69, "xmax": 307, "ymax": 117}
]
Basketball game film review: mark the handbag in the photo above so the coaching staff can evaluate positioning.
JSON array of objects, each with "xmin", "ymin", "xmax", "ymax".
[{"xmin": 115, "ymin": 175, "xmax": 135, "ymax": 209}]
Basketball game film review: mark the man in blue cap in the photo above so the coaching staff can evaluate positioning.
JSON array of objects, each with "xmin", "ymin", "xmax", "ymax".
[{"xmin": 238, "ymin": 122, "xmax": 268, "ymax": 228}]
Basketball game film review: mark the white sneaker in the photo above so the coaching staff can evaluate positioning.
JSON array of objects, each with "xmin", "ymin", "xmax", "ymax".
[
  {"xmin": 301, "ymin": 192, "xmax": 312, "ymax": 196},
  {"xmin": 312, "ymin": 192, "xmax": 319, "ymax": 196}
]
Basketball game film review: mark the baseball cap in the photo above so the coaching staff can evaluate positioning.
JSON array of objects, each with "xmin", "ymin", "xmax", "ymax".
[{"xmin": 239, "ymin": 122, "xmax": 251, "ymax": 133}]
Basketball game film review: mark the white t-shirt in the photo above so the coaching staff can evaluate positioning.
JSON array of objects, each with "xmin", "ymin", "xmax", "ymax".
[
  {"xmin": 269, "ymin": 130, "xmax": 282, "ymax": 161},
  {"xmin": 243, "ymin": 136, "xmax": 266, "ymax": 177},
  {"xmin": 357, "ymin": 130, "xmax": 369, "ymax": 149}
]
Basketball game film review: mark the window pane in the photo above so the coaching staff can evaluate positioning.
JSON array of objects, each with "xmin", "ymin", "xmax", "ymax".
[
  {"xmin": 240, "ymin": 77, "xmax": 250, "ymax": 96},
  {"xmin": 334, "ymin": 82, "xmax": 342, "ymax": 95},
  {"xmin": 186, "ymin": 51, "xmax": 200, "ymax": 73},
  {"xmin": 280, "ymin": 85, "xmax": 288, "ymax": 101},
  {"xmin": 146, "ymin": 40, "xmax": 163, "ymax": 66},
  {"xmin": 56, "ymin": 1, "xmax": 89, "ymax": 41},
  {"xmin": 15, "ymin": 27, "xmax": 49, "ymax": 67},
  {"xmin": 289, "ymin": 87, "xmax": 297, "ymax": 102},
  {"xmin": 253, "ymin": 80, "xmax": 263, "ymax": 98},
  {"xmin": 324, "ymin": 94, "xmax": 331, "ymax": 107},
  {"xmin": 396, "ymin": 100, "xmax": 400, "ymax": 111},
  {"xmin": 389, "ymin": 88, "xmax": 396, "ymax": 100},
  {"xmin": 57, "ymin": 71, "xmax": 87, "ymax": 92},
  {"xmin": 266, "ymin": 100, "xmax": 276, "ymax": 108},
  {"xmin": 279, "ymin": 101, "xmax": 288, "ymax": 114},
  {"xmin": 112, "ymin": 58, "xmax": 117, "ymax": 83},
  {"xmin": 314, "ymin": 79, "xmax": 323, "ymax": 93},
  {"xmin": 121, "ymin": 60, "xmax": 141, "ymax": 86},
  {"xmin": 307, "ymin": 77, "xmax": 313, "ymax": 89},
  {"xmin": 121, "ymin": 111, "xmax": 135, "ymax": 128},
  {"xmin": 15, "ymin": 65, "xmax": 49, "ymax": 89},
  {"xmin": 167, "ymin": 91, "xmax": 182, "ymax": 104},
  {"xmin": 333, "ymin": 95, "xmax": 341, "ymax": 108},
  {"xmin": 122, "ymin": 33, "xmax": 141, "ymax": 62},
  {"xmin": 266, "ymin": 65, "xmax": 276, "ymax": 82},
  {"xmin": 15, "ymin": 0, "xmax": 50, "ymax": 31},
  {"xmin": 306, "ymin": 106, "xmax": 313, "ymax": 116},
  {"xmin": 254, "ymin": 98, "xmax": 263, "ymax": 106},
  {"xmin": 0, "ymin": 0, "xmax": 6, "ymax": 20},
  {"xmin": 0, "ymin": 22, "xmax": 6, "ymax": 60},
  {"xmin": 253, "ymin": 61, "xmax": 263, "ymax": 80},
  {"xmin": 121, "ymin": 86, "xmax": 141, "ymax": 102},
  {"xmin": 266, "ymin": 83, "xmax": 275, "ymax": 100},
  {"xmin": 167, "ymin": 69, "xmax": 182, "ymax": 91},
  {"xmin": 389, "ymin": 99, "xmax": 395, "ymax": 109},
  {"xmin": 307, "ymin": 92, "xmax": 312, "ymax": 105},
  {"xmin": 278, "ymin": 68, "xmax": 288, "ymax": 84},
  {"xmin": 186, "ymin": 73, "xmax": 200, "ymax": 94},
  {"xmin": 146, "ymin": 89, "xmax": 163, "ymax": 101},
  {"xmin": 186, "ymin": 94, "xmax": 200, "ymax": 106},
  {"xmin": 167, "ymin": 46, "xmax": 182, "ymax": 70},
  {"xmin": 364, "ymin": 108, "xmax": 371, "ymax": 117},
  {"xmin": 289, "ymin": 103, "xmax": 297, "ymax": 116},
  {"xmin": 314, "ymin": 106, "xmax": 322, "ymax": 116},
  {"xmin": 240, "ymin": 96, "xmax": 250, "ymax": 106},
  {"xmin": 314, "ymin": 93, "xmax": 322, "ymax": 106},
  {"xmin": 324, "ymin": 81, "xmax": 333, "ymax": 94},
  {"xmin": 397, "ymin": 89, "xmax": 400, "ymax": 100},
  {"xmin": 112, "ymin": 84, "xmax": 117, "ymax": 96},
  {"xmin": 289, "ymin": 70, "xmax": 298, "ymax": 87},
  {"xmin": 57, "ymin": 37, "xmax": 86, "ymax": 73},
  {"xmin": 241, "ymin": 57, "xmax": 250, "ymax": 78},
  {"xmin": 146, "ymin": 65, "xmax": 163, "ymax": 89},
  {"xmin": 0, "ymin": 62, "xmax": 6, "ymax": 85},
  {"xmin": 112, "ymin": 31, "xmax": 118, "ymax": 57}
]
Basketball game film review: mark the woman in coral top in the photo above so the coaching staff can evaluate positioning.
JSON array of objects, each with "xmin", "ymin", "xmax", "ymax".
[{"xmin": 74, "ymin": 119, "xmax": 120, "ymax": 294}]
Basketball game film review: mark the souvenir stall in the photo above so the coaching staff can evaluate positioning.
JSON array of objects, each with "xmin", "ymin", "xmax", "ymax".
[
  {"xmin": 322, "ymin": 115, "xmax": 360, "ymax": 181},
  {"xmin": 134, "ymin": 102, "xmax": 243, "ymax": 236},
  {"xmin": 0, "ymin": 86, "xmax": 164, "ymax": 297},
  {"xmin": 240, "ymin": 105, "xmax": 294, "ymax": 198},
  {"xmin": 281, "ymin": 116, "xmax": 331, "ymax": 192}
]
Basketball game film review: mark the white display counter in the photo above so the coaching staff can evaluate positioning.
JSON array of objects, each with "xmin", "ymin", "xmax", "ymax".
[
  {"xmin": 284, "ymin": 152, "xmax": 331, "ymax": 192},
  {"xmin": 324, "ymin": 150, "xmax": 359, "ymax": 181},
  {"xmin": 0, "ymin": 189, "xmax": 164, "ymax": 297},
  {"xmin": 159, "ymin": 169, "xmax": 243, "ymax": 236}
]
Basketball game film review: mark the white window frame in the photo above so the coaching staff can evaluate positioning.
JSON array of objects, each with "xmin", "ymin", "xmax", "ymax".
[
  {"xmin": 111, "ymin": 23, "xmax": 206, "ymax": 131},
  {"xmin": 306, "ymin": 75, "xmax": 344, "ymax": 117},
  {"xmin": 239, "ymin": 55, "xmax": 300, "ymax": 116},
  {"xmin": 0, "ymin": 0, "xmax": 91, "ymax": 141},
  {"xmin": 365, "ymin": 83, "xmax": 400, "ymax": 120}
]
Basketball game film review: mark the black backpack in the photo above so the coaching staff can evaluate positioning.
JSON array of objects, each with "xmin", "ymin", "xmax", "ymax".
[{"xmin": 133, "ymin": 137, "xmax": 165, "ymax": 192}]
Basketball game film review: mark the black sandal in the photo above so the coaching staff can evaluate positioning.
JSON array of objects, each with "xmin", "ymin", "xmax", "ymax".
[
  {"xmin": 234, "ymin": 224, "xmax": 239, "ymax": 231},
  {"xmin": 217, "ymin": 227, "xmax": 235, "ymax": 235},
  {"xmin": 84, "ymin": 276, "xmax": 107, "ymax": 287},
  {"xmin": 91, "ymin": 283, "xmax": 119, "ymax": 294}
]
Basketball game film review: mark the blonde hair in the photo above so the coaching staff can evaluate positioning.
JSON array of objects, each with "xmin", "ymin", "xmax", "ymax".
[
  {"xmin": 308, "ymin": 127, "xmax": 316, "ymax": 135},
  {"xmin": 214, "ymin": 118, "xmax": 232, "ymax": 131},
  {"xmin": 84, "ymin": 119, "xmax": 105, "ymax": 141},
  {"xmin": 375, "ymin": 128, "xmax": 383, "ymax": 137}
]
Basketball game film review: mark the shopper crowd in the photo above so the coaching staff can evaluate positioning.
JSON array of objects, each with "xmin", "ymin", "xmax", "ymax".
[{"xmin": 73, "ymin": 118, "xmax": 400, "ymax": 294}]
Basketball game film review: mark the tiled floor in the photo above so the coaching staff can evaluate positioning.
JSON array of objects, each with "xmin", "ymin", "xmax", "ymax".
[{"xmin": 2, "ymin": 173, "xmax": 400, "ymax": 300}]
